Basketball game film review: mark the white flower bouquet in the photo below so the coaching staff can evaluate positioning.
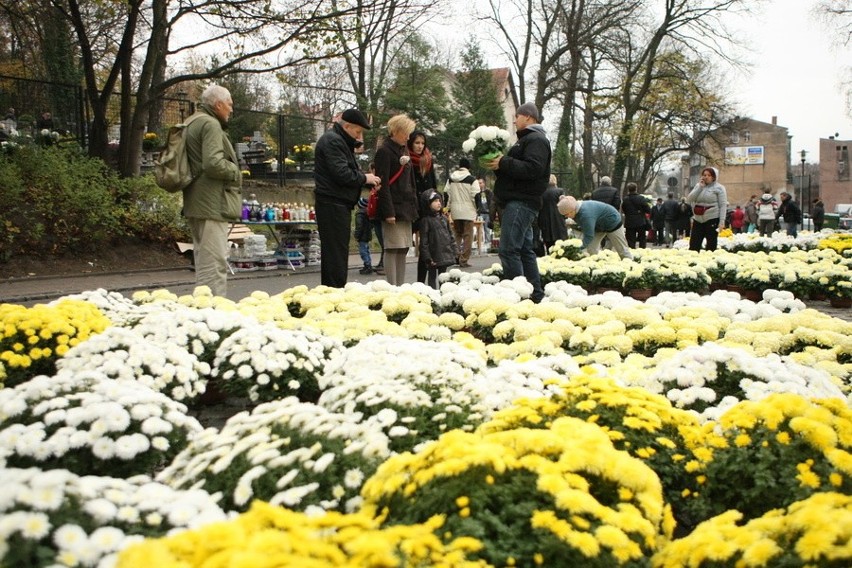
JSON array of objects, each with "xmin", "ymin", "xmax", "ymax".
[
  {"xmin": 461, "ymin": 125, "xmax": 510, "ymax": 167},
  {"xmin": 0, "ymin": 467, "xmax": 226, "ymax": 568},
  {"xmin": 0, "ymin": 370, "xmax": 202, "ymax": 477},
  {"xmin": 157, "ymin": 397, "xmax": 391, "ymax": 513}
]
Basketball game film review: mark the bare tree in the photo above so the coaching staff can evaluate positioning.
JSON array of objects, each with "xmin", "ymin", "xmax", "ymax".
[
  {"xmin": 4, "ymin": 0, "xmax": 375, "ymax": 176},
  {"xmin": 329, "ymin": 0, "xmax": 446, "ymax": 122},
  {"xmin": 605, "ymin": 0, "xmax": 757, "ymax": 188},
  {"xmin": 813, "ymin": 0, "xmax": 852, "ymax": 117}
]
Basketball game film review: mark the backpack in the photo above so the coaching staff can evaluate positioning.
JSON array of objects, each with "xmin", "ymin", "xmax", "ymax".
[{"xmin": 154, "ymin": 114, "xmax": 202, "ymax": 192}]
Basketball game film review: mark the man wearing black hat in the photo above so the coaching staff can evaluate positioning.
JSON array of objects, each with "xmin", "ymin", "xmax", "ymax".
[
  {"xmin": 484, "ymin": 102, "xmax": 550, "ymax": 303},
  {"xmin": 314, "ymin": 108, "xmax": 381, "ymax": 287}
]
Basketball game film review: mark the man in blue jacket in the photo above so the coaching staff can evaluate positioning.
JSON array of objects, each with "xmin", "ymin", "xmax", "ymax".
[
  {"xmin": 485, "ymin": 102, "xmax": 550, "ymax": 303},
  {"xmin": 557, "ymin": 195, "xmax": 633, "ymax": 260},
  {"xmin": 314, "ymin": 109, "xmax": 381, "ymax": 287}
]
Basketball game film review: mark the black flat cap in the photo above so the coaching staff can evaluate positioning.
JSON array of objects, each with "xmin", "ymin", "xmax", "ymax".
[{"xmin": 341, "ymin": 108, "xmax": 371, "ymax": 130}]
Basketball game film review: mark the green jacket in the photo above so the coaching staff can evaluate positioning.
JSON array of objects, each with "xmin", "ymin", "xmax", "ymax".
[{"xmin": 182, "ymin": 105, "xmax": 242, "ymax": 221}]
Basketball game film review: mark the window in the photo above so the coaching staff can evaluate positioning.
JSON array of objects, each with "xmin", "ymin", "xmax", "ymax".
[
  {"xmin": 743, "ymin": 130, "xmax": 751, "ymax": 142},
  {"xmin": 731, "ymin": 132, "xmax": 740, "ymax": 143},
  {"xmin": 839, "ymin": 145, "xmax": 849, "ymax": 180}
]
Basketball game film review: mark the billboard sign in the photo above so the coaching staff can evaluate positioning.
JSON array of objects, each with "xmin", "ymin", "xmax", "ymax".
[{"xmin": 724, "ymin": 145, "xmax": 765, "ymax": 165}]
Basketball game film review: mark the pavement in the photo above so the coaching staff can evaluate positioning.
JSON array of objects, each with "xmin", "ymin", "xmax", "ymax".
[
  {"xmin": 0, "ymin": 252, "xmax": 503, "ymax": 307},
  {"xmin": 1, "ymin": 251, "xmax": 850, "ymax": 322}
]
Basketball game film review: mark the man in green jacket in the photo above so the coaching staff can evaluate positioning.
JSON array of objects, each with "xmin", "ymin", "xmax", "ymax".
[{"xmin": 183, "ymin": 85, "xmax": 242, "ymax": 297}]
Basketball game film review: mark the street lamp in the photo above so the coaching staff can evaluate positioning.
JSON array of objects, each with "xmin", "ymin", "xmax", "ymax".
[
  {"xmin": 800, "ymin": 150, "xmax": 807, "ymax": 224},
  {"xmin": 177, "ymin": 89, "xmax": 187, "ymax": 122}
]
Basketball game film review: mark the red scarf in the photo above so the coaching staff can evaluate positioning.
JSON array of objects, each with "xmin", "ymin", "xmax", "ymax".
[{"xmin": 409, "ymin": 147, "xmax": 433, "ymax": 176}]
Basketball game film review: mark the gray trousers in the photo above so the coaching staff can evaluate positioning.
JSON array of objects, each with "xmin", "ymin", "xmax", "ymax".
[{"xmin": 188, "ymin": 217, "xmax": 229, "ymax": 297}]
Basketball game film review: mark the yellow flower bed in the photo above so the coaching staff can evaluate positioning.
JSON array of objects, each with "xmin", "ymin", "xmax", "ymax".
[
  {"xmin": 361, "ymin": 416, "xmax": 672, "ymax": 566},
  {"xmin": 117, "ymin": 501, "xmax": 486, "ymax": 567},
  {"xmin": 0, "ymin": 300, "xmax": 110, "ymax": 387},
  {"xmin": 653, "ymin": 492, "xmax": 852, "ymax": 567}
]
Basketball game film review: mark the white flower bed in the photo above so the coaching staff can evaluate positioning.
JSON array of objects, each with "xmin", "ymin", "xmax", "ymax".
[
  {"xmin": 0, "ymin": 467, "xmax": 226, "ymax": 568},
  {"xmin": 318, "ymin": 335, "xmax": 490, "ymax": 452},
  {"xmin": 56, "ymin": 327, "xmax": 207, "ymax": 402},
  {"xmin": 635, "ymin": 342, "xmax": 845, "ymax": 422},
  {"xmin": 0, "ymin": 371, "xmax": 201, "ymax": 477},
  {"xmin": 211, "ymin": 322, "xmax": 344, "ymax": 403},
  {"xmin": 157, "ymin": 397, "xmax": 390, "ymax": 514}
]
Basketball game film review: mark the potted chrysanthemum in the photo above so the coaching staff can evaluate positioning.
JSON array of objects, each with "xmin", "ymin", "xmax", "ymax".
[
  {"xmin": 815, "ymin": 267, "xmax": 852, "ymax": 308},
  {"xmin": 462, "ymin": 125, "xmax": 510, "ymax": 168}
]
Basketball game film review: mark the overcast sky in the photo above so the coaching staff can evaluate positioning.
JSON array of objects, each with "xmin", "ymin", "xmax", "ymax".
[{"xmin": 440, "ymin": 0, "xmax": 851, "ymax": 164}]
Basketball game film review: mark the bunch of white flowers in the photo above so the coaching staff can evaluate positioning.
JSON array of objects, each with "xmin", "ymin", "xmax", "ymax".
[
  {"xmin": 642, "ymin": 342, "xmax": 845, "ymax": 422},
  {"xmin": 0, "ymin": 370, "xmax": 202, "ymax": 477},
  {"xmin": 461, "ymin": 125, "xmax": 511, "ymax": 166},
  {"xmin": 318, "ymin": 335, "xmax": 489, "ymax": 453},
  {"xmin": 0, "ymin": 467, "xmax": 226, "ymax": 568},
  {"xmin": 157, "ymin": 396, "xmax": 390, "ymax": 514},
  {"xmin": 56, "ymin": 326, "xmax": 206, "ymax": 403},
  {"xmin": 212, "ymin": 321, "xmax": 344, "ymax": 403}
]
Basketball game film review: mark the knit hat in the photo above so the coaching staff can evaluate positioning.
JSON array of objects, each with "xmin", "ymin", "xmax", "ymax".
[
  {"xmin": 516, "ymin": 102, "xmax": 540, "ymax": 122},
  {"xmin": 428, "ymin": 192, "xmax": 442, "ymax": 203},
  {"xmin": 357, "ymin": 197, "xmax": 369, "ymax": 208},
  {"xmin": 557, "ymin": 195, "xmax": 578, "ymax": 217},
  {"xmin": 761, "ymin": 193, "xmax": 773, "ymax": 202}
]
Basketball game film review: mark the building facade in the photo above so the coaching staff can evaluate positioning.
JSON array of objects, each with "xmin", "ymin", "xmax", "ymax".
[
  {"xmin": 681, "ymin": 117, "xmax": 790, "ymax": 206},
  {"xmin": 818, "ymin": 136, "xmax": 852, "ymax": 213}
]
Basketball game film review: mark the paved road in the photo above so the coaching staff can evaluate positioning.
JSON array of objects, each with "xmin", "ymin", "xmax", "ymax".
[
  {"xmin": 0, "ymin": 252, "xmax": 502, "ymax": 307},
  {"xmin": 2, "ymin": 251, "xmax": 849, "ymax": 322}
]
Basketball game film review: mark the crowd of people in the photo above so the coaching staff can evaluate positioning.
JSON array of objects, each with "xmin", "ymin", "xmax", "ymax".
[{"xmin": 175, "ymin": 86, "xmax": 815, "ymax": 299}]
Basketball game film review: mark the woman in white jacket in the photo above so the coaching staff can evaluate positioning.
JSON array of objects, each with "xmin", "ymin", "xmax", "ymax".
[{"xmin": 686, "ymin": 167, "xmax": 727, "ymax": 251}]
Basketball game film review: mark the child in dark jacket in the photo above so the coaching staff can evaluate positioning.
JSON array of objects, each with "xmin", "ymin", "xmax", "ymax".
[
  {"xmin": 419, "ymin": 192, "xmax": 458, "ymax": 289},
  {"xmin": 354, "ymin": 197, "xmax": 373, "ymax": 274}
]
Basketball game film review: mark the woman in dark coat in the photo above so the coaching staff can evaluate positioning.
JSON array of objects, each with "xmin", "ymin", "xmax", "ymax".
[
  {"xmin": 408, "ymin": 130, "xmax": 438, "ymax": 283},
  {"xmin": 621, "ymin": 182, "xmax": 651, "ymax": 248},
  {"xmin": 537, "ymin": 174, "xmax": 568, "ymax": 254},
  {"xmin": 375, "ymin": 114, "xmax": 418, "ymax": 285}
]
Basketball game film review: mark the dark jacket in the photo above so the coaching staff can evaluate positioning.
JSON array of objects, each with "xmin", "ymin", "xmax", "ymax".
[
  {"xmin": 538, "ymin": 186, "xmax": 568, "ymax": 244},
  {"xmin": 493, "ymin": 124, "xmax": 551, "ymax": 211},
  {"xmin": 375, "ymin": 137, "xmax": 418, "ymax": 222},
  {"xmin": 812, "ymin": 201, "xmax": 825, "ymax": 224},
  {"xmin": 777, "ymin": 197, "xmax": 801, "ymax": 224},
  {"xmin": 651, "ymin": 203, "xmax": 666, "ymax": 229},
  {"xmin": 313, "ymin": 122, "xmax": 367, "ymax": 208},
  {"xmin": 412, "ymin": 162, "xmax": 437, "ymax": 196},
  {"xmin": 354, "ymin": 205, "xmax": 372, "ymax": 242},
  {"xmin": 592, "ymin": 184, "xmax": 621, "ymax": 211},
  {"xmin": 622, "ymin": 193, "xmax": 651, "ymax": 229},
  {"xmin": 476, "ymin": 189, "xmax": 494, "ymax": 215},
  {"xmin": 419, "ymin": 212, "xmax": 457, "ymax": 267},
  {"xmin": 662, "ymin": 197, "xmax": 680, "ymax": 221}
]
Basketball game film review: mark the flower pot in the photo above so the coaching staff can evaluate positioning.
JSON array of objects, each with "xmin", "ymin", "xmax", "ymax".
[
  {"xmin": 741, "ymin": 288, "xmax": 762, "ymax": 302},
  {"xmin": 829, "ymin": 296, "xmax": 851, "ymax": 309},
  {"xmin": 628, "ymin": 288, "xmax": 654, "ymax": 301}
]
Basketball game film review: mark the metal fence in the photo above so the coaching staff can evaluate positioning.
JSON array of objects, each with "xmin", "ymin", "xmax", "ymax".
[
  {"xmin": 0, "ymin": 74, "xmax": 510, "ymax": 187},
  {"xmin": 0, "ymin": 74, "xmax": 86, "ymax": 145}
]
